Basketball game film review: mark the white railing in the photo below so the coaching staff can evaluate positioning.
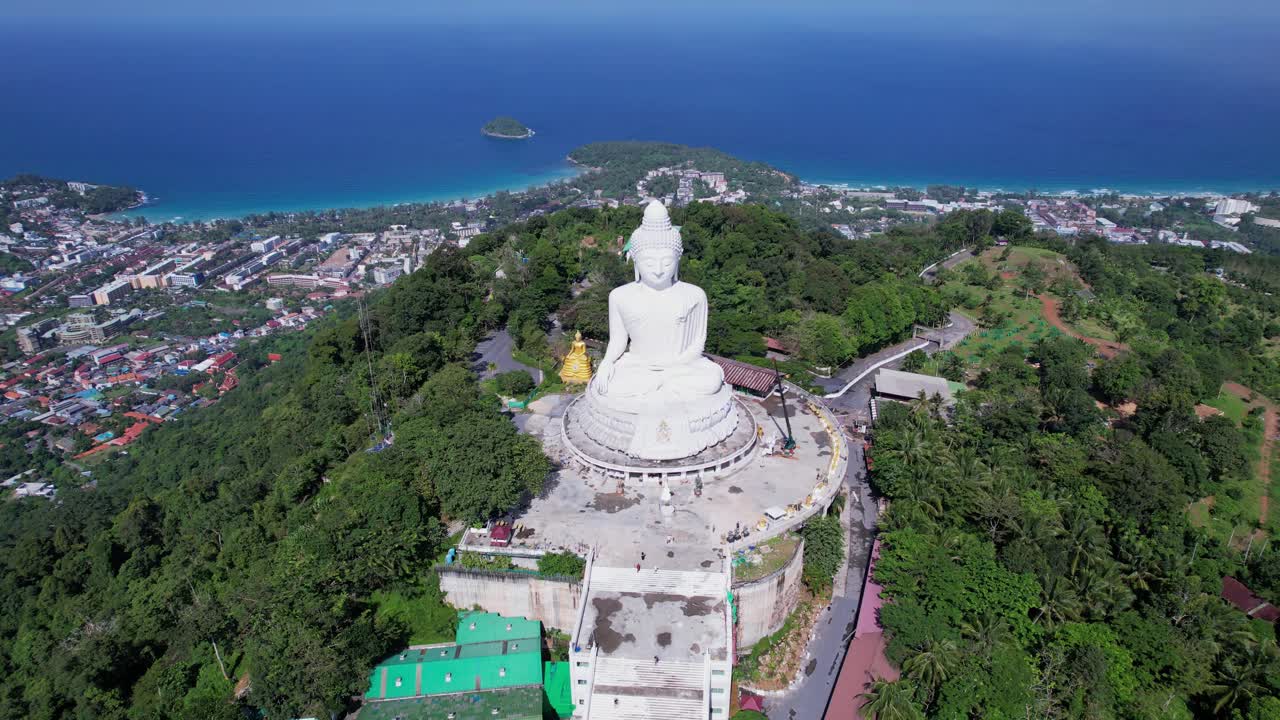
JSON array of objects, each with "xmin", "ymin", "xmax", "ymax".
[
  {"xmin": 728, "ymin": 383, "xmax": 849, "ymax": 553},
  {"xmin": 822, "ymin": 340, "xmax": 931, "ymax": 399}
]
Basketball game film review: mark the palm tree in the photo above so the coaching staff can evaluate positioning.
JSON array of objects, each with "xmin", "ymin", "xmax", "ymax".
[
  {"xmin": 1071, "ymin": 561, "xmax": 1133, "ymax": 618},
  {"xmin": 1115, "ymin": 538, "xmax": 1162, "ymax": 593},
  {"xmin": 903, "ymin": 638, "xmax": 960, "ymax": 703},
  {"xmin": 961, "ymin": 612, "xmax": 1010, "ymax": 661},
  {"xmin": 1062, "ymin": 508, "xmax": 1106, "ymax": 578},
  {"xmin": 1207, "ymin": 640, "xmax": 1280, "ymax": 715},
  {"xmin": 1193, "ymin": 599, "xmax": 1256, "ymax": 658},
  {"xmin": 859, "ymin": 677, "xmax": 925, "ymax": 720},
  {"xmin": 1033, "ymin": 572, "xmax": 1081, "ymax": 629}
]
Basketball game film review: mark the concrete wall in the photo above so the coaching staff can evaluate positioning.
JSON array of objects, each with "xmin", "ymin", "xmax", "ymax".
[
  {"xmin": 438, "ymin": 567, "xmax": 582, "ymax": 633},
  {"xmin": 732, "ymin": 538, "xmax": 805, "ymax": 649}
]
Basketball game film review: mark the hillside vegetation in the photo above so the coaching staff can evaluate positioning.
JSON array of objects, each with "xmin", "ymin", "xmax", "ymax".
[
  {"xmin": 0, "ymin": 201, "xmax": 967, "ymax": 718},
  {"xmin": 869, "ymin": 237, "xmax": 1280, "ymax": 719}
]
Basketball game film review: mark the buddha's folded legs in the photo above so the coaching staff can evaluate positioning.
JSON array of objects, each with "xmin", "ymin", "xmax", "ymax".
[
  {"xmin": 657, "ymin": 357, "xmax": 725, "ymax": 396},
  {"xmin": 602, "ymin": 356, "xmax": 724, "ymax": 399}
]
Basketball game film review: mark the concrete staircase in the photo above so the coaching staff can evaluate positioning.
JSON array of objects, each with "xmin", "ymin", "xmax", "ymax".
[
  {"xmin": 590, "ymin": 565, "xmax": 725, "ymax": 597},
  {"xmin": 587, "ymin": 694, "xmax": 706, "ymax": 720},
  {"xmin": 592, "ymin": 657, "xmax": 704, "ymax": 692},
  {"xmin": 589, "ymin": 657, "xmax": 706, "ymax": 719}
]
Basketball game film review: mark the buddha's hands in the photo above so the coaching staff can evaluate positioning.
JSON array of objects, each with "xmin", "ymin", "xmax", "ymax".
[{"xmin": 595, "ymin": 360, "xmax": 616, "ymax": 395}]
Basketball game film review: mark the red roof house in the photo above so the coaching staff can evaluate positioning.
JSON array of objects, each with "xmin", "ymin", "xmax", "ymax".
[
  {"xmin": 763, "ymin": 336, "xmax": 794, "ymax": 355},
  {"xmin": 708, "ymin": 355, "xmax": 777, "ymax": 395},
  {"xmin": 1222, "ymin": 577, "xmax": 1280, "ymax": 622}
]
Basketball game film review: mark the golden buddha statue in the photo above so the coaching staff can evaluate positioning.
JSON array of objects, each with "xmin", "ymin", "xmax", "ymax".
[{"xmin": 559, "ymin": 330, "xmax": 593, "ymax": 385}]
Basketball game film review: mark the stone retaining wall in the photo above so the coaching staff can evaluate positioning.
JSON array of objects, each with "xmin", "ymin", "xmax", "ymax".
[
  {"xmin": 437, "ymin": 567, "xmax": 582, "ymax": 633},
  {"xmin": 732, "ymin": 537, "xmax": 805, "ymax": 649}
]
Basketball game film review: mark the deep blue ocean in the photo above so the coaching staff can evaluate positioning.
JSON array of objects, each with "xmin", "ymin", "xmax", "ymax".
[{"xmin": 2, "ymin": 16, "xmax": 1279, "ymax": 221}]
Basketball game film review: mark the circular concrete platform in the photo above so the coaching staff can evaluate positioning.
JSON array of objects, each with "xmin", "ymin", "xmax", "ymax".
[{"xmin": 561, "ymin": 394, "xmax": 759, "ymax": 482}]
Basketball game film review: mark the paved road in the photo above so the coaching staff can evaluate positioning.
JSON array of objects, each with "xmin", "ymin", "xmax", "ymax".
[
  {"xmin": 764, "ymin": 445, "xmax": 878, "ymax": 720},
  {"xmin": 928, "ymin": 310, "xmax": 976, "ymax": 349},
  {"xmin": 471, "ymin": 329, "xmax": 541, "ymax": 381},
  {"xmin": 816, "ymin": 310, "xmax": 976, "ymax": 409},
  {"xmin": 920, "ymin": 247, "xmax": 977, "ymax": 283},
  {"xmin": 763, "ymin": 309, "xmax": 976, "ymax": 719}
]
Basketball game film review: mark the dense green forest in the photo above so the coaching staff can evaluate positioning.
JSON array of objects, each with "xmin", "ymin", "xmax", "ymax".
[
  {"xmin": 1043, "ymin": 235, "xmax": 1280, "ymax": 399},
  {"xmin": 865, "ymin": 237, "xmax": 1280, "ymax": 718},
  {"xmin": 0, "ymin": 249, "xmax": 547, "ymax": 719},
  {"xmin": 2, "ymin": 174, "xmax": 141, "ymax": 214},
  {"xmin": 474, "ymin": 201, "xmax": 973, "ymax": 367},
  {"xmin": 481, "ymin": 116, "xmax": 532, "ymax": 138},
  {"xmin": 567, "ymin": 141, "xmax": 794, "ymax": 198},
  {"xmin": 6, "ymin": 195, "xmax": 1279, "ymax": 719},
  {"xmin": 0, "ymin": 201, "xmax": 959, "ymax": 718}
]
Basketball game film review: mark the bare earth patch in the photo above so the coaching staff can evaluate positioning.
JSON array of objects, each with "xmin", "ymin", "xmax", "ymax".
[{"xmin": 747, "ymin": 591, "xmax": 825, "ymax": 691}]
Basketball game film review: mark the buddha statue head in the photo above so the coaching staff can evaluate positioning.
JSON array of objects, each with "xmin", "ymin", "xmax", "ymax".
[{"xmin": 627, "ymin": 200, "xmax": 682, "ymax": 289}]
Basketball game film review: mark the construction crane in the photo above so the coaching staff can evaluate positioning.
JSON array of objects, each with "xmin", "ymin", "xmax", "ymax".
[{"xmin": 772, "ymin": 360, "xmax": 797, "ymax": 453}]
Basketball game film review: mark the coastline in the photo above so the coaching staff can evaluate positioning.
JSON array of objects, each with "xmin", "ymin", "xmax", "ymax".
[
  {"xmin": 122, "ymin": 171, "xmax": 1280, "ymax": 224},
  {"xmin": 103, "ymin": 147, "xmax": 1280, "ymax": 223},
  {"xmin": 481, "ymin": 128, "xmax": 535, "ymax": 140},
  {"xmin": 117, "ymin": 164, "xmax": 578, "ymax": 223},
  {"xmin": 803, "ymin": 174, "xmax": 1280, "ymax": 197}
]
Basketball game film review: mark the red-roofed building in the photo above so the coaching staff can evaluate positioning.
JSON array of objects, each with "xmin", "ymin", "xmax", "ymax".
[
  {"xmin": 268, "ymin": 353, "xmax": 283, "ymax": 363},
  {"xmin": 74, "ymin": 443, "xmax": 115, "ymax": 460},
  {"xmin": 763, "ymin": 336, "xmax": 793, "ymax": 357},
  {"xmin": 707, "ymin": 355, "xmax": 777, "ymax": 395},
  {"xmin": 213, "ymin": 351, "xmax": 236, "ymax": 369},
  {"xmin": 1222, "ymin": 576, "xmax": 1280, "ymax": 622},
  {"xmin": 219, "ymin": 369, "xmax": 239, "ymax": 393},
  {"xmin": 489, "ymin": 524, "xmax": 512, "ymax": 547},
  {"xmin": 825, "ymin": 537, "xmax": 899, "ymax": 720}
]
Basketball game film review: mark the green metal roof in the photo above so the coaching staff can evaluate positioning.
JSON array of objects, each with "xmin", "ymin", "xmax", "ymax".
[
  {"xmin": 454, "ymin": 611, "xmax": 541, "ymax": 646},
  {"xmin": 358, "ymin": 685, "xmax": 543, "ymax": 720},
  {"xmin": 365, "ymin": 641, "xmax": 542, "ymax": 700},
  {"xmin": 365, "ymin": 612, "xmax": 545, "ymax": 703},
  {"xmin": 543, "ymin": 661, "xmax": 574, "ymax": 719}
]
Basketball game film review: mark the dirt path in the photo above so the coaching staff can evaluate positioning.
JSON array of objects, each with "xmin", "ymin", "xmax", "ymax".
[
  {"xmin": 1222, "ymin": 382, "xmax": 1275, "ymax": 529},
  {"xmin": 1038, "ymin": 295, "xmax": 1129, "ymax": 359},
  {"xmin": 1037, "ymin": 294, "xmax": 1273, "ymax": 532}
]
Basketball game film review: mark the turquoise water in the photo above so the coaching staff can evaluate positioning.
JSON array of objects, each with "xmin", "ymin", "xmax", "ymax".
[
  {"xmin": 1, "ymin": 17, "xmax": 1278, "ymax": 221},
  {"xmin": 127, "ymin": 167, "xmax": 581, "ymax": 222}
]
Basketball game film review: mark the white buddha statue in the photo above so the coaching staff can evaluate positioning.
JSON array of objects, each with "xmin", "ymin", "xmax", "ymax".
[{"xmin": 579, "ymin": 200, "xmax": 738, "ymax": 461}]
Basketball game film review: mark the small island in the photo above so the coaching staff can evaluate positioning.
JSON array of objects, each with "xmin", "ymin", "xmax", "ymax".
[{"xmin": 481, "ymin": 116, "xmax": 534, "ymax": 139}]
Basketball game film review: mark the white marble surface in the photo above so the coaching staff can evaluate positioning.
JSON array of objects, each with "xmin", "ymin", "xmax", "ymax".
[{"xmin": 582, "ymin": 200, "xmax": 737, "ymax": 460}]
